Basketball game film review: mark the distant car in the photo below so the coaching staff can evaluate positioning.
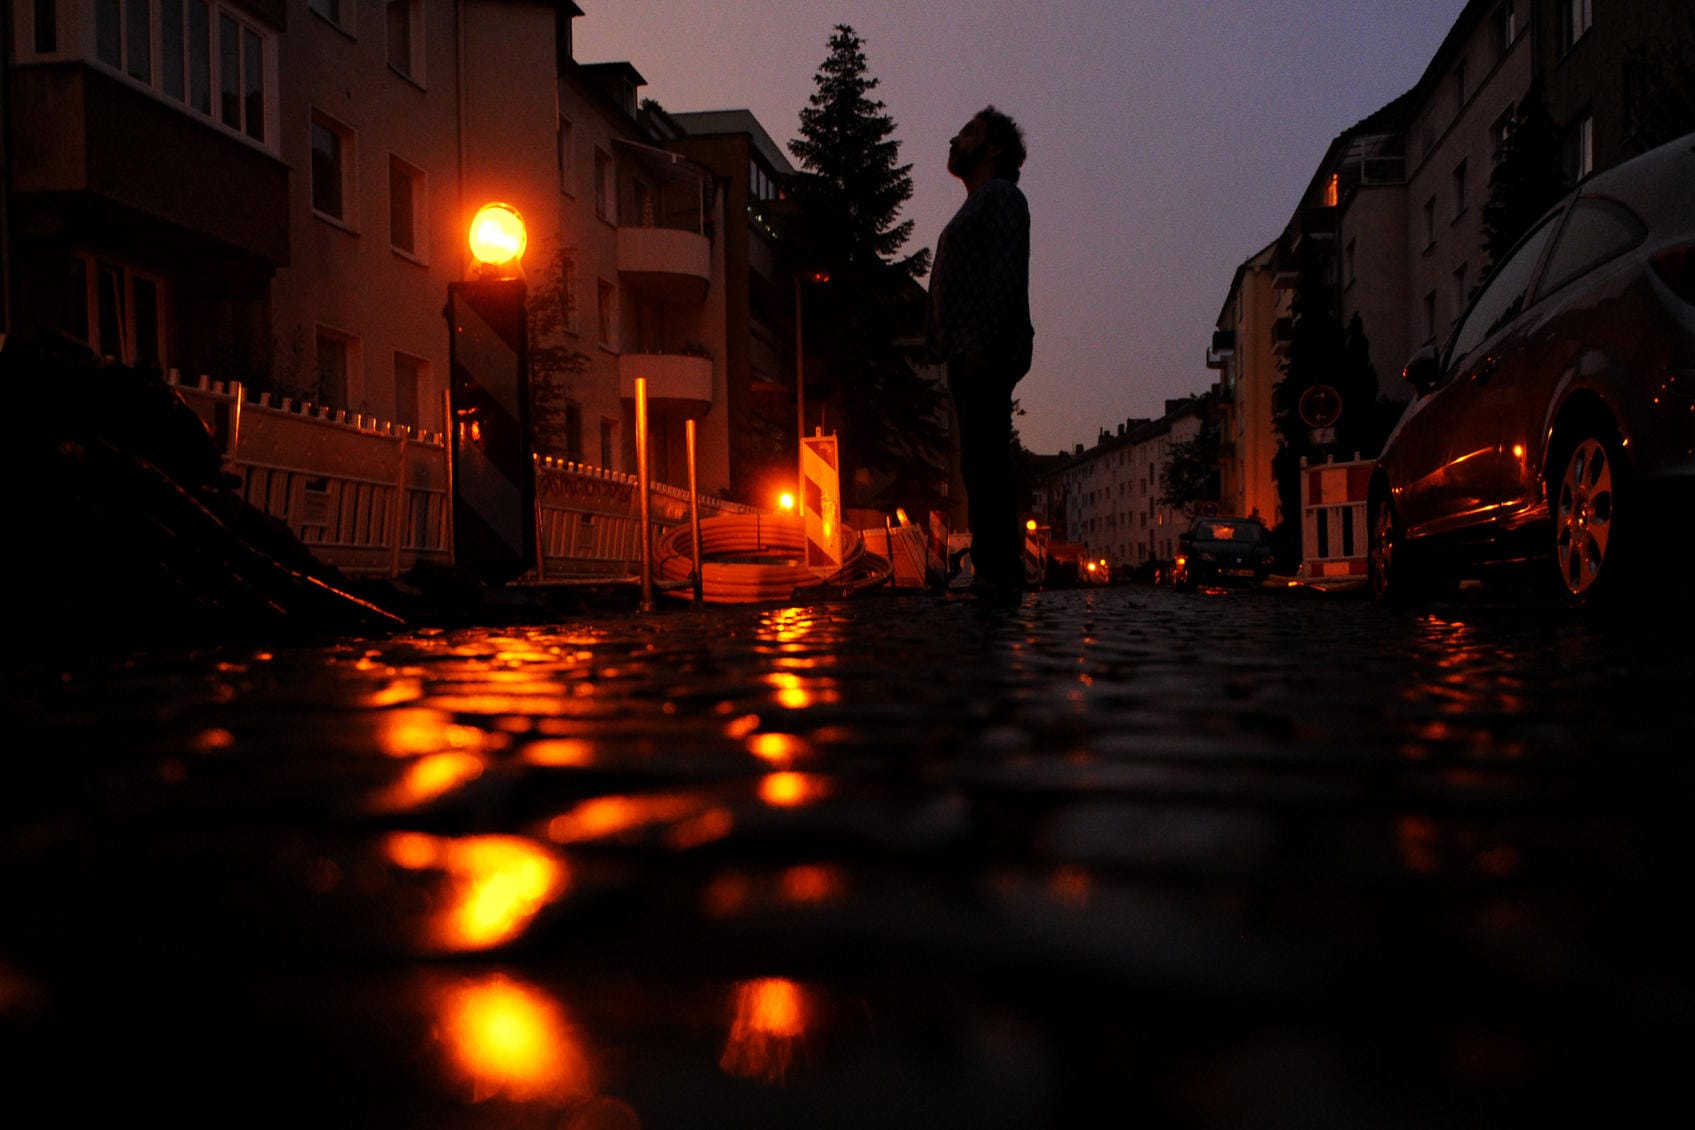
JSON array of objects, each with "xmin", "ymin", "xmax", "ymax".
[
  {"xmin": 1368, "ymin": 129, "xmax": 1695, "ymax": 606},
  {"xmin": 1172, "ymin": 517, "xmax": 1274, "ymax": 590}
]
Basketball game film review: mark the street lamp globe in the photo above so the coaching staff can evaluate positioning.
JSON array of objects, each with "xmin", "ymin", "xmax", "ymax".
[{"xmin": 468, "ymin": 202, "xmax": 527, "ymax": 277}]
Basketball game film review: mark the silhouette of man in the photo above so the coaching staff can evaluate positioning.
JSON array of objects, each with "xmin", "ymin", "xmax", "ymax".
[{"xmin": 928, "ymin": 106, "xmax": 1033, "ymax": 596}]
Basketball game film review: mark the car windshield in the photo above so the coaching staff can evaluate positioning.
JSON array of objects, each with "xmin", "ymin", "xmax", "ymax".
[{"xmin": 1193, "ymin": 520, "xmax": 1260, "ymax": 542}]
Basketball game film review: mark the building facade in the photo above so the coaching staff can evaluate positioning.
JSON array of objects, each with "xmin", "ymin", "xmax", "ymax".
[
  {"xmin": 4, "ymin": 0, "xmax": 739, "ymax": 494},
  {"xmin": 1046, "ymin": 399, "xmax": 1204, "ymax": 574}
]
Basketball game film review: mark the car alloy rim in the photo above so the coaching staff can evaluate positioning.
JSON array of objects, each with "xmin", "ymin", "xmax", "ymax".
[
  {"xmin": 1370, "ymin": 501, "xmax": 1394, "ymax": 596},
  {"xmin": 1555, "ymin": 437, "xmax": 1613, "ymax": 596}
]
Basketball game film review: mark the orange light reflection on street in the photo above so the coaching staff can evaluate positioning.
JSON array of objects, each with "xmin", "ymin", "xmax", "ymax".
[
  {"xmin": 546, "ymin": 793, "xmax": 711, "ymax": 845},
  {"xmin": 522, "ymin": 738, "xmax": 596, "ymax": 767},
  {"xmin": 435, "ymin": 975, "xmax": 591, "ymax": 1103},
  {"xmin": 720, "ymin": 978, "xmax": 814, "ymax": 1084},
  {"xmin": 384, "ymin": 833, "xmax": 567, "ymax": 951},
  {"xmin": 747, "ymin": 732, "xmax": 810, "ymax": 766},
  {"xmin": 759, "ymin": 771, "xmax": 830, "ymax": 808},
  {"xmin": 372, "ymin": 751, "xmax": 485, "ymax": 812},
  {"xmin": 377, "ymin": 708, "xmax": 487, "ymax": 756},
  {"xmin": 780, "ymin": 863, "xmax": 843, "ymax": 904},
  {"xmin": 363, "ymin": 678, "xmax": 424, "ymax": 707}
]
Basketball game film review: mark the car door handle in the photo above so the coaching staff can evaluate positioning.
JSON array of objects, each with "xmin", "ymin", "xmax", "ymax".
[{"xmin": 1469, "ymin": 355, "xmax": 1499, "ymax": 385}]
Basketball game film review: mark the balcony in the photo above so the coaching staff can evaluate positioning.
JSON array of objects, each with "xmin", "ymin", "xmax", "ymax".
[
  {"xmin": 10, "ymin": 63, "xmax": 289, "ymax": 264},
  {"xmin": 617, "ymin": 226, "xmax": 711, "ymax": 303},
  {"xmin": 1271, "ymin": 316, "xmax": 1296, "ymax": 358},
  {"xmin": 620, "ymin": 353, "xmax": 714, "ymax": 414}
]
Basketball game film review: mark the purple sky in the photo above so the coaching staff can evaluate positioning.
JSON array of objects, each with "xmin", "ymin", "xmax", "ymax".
[{"xmin": 575, "ymin": 0, "xmax": 1468, "ymax": 454}]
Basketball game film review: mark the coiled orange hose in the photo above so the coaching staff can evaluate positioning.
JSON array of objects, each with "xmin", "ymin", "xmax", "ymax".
[{"xmin": 655, "ymin": 513, "xmax": 892, "ymax": 603}]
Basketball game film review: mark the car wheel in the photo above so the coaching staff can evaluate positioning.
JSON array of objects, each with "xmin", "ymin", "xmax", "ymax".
[
  {"xmin": 1368, "ymin": 493, "xmax": 1421, "ymax": 603},
  {"xmin": 1550, "ymin": 428, "xmax": 1626, "ymax": 604}
]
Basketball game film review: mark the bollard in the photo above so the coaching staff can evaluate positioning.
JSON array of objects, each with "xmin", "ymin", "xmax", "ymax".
[
  {"xmin": 686, "ymin": 418, "xmax": 704, "ymax": 604},
  {"xmin": 635, "ymin": 376, "xmax": 654, "ymax": 611}
]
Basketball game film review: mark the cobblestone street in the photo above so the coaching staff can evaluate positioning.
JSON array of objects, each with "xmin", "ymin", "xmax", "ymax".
[{"xmin": 3, "ymin": 585, "xmax": 1691, "ymax": 1128}]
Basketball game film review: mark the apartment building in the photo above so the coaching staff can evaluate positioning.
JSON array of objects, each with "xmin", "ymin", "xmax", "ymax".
[
  {"xmin": 1210, "ymin": 0, "xmax": 1691, "ymax": 552},
  {"xmin": 1047, "ymin": 399, "xmax": 1204, "ymax": 573},
  {"xmin": 1208, "ymin": 240, "xmax": 1280, "ymax": 525},
  {"xmin": 4, "ymin": 1, "xmax": 735, "ymax": 494}
]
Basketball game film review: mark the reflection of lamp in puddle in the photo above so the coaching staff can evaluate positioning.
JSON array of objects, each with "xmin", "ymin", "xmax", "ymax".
[
  {"xmin": 437, "ymin": 975, "xmax": 592, "ymax": 1103},
  {"xmin": 372, "ymin": 752, "xmax": 485, "ymax": 812},
  {"xmin": 759, "ymin": 771, "xmax": 830, "ymax": 808},
  {"xmin": 384, "ymin": 833, "xmax": 566, "ymax": 951},
  {"xmin": 720, "ymin": 978, "xmax": 812, "ymax": 1084}
]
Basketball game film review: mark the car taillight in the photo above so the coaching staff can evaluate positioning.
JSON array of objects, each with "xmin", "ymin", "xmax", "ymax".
[{"xmin": 1651, "ymin": 241, "xmax": 1695, "ymax": 306}]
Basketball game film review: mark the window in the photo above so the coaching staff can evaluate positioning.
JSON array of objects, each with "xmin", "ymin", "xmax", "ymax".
[
  {"xmin": 594, "ymin": 148, "xmax": 612, "ymax": 221},
  {"xmin": 1563, "ymin": 113, "xmax": 1594, "ymax": 182},
  {"xmin": 563, "ymin": 254, "xmax": 580, "ymax": 333},
  {"xmin": 1537, "ymin": 200, "xmax": 1646, "ymax": 300},
  {"xmin": 92, "ymin": 0, "xmax": 269, "ymax": 144},
  {"xmin": 386, "ymin": 0, "xmax": 422, "ymax": 82},
  {"xmin": 311, "ymin": 111, "xmax": 355, "ymax": 225},
  {"xmin": 1560, "ymin": 0, "xmax": 1592, "ymax": 53},
  {"xmin": 389, "ymin": 155, "xmax": 425, "ymax": 258},
  {"xmin": 557, "ymin": 116, "xmax": 576, "ymax": 194},
  {"xmin": 32, "ymin": 0, "xmax": 57, "ymax": 52},
  {"xmin": 70, "ymin": 253, "xmax": 166, "ymax": 369},
  {"xmin": 1494, "ymin": 2, "xmax": 1517, "ymax": 58},
  {"xmin": 599, "ymin": 418, "xmax": 616, "ymax": 471},
  {"xmin": 1422, "ymin": 197, "xmax": 1436, "ymax": 249},
  {"xmin": 564, "ymin": 402, "xmax": 584, "ymax": 462},
  {"xmin": 1451, "ymin": 159, "xmax": 1468, "ymax": 219},
  {"xmin": 308, "ymin": 0, "xmax": 352, "ymax": 33},
  {"xmin": 596, "ymin": 279, "xmax": 616, "ymax": 348},
  {"xmin": 1448, "ymin": 214, "xmax": 1558, "ymax": 361},
  {"xmin": 393, "ymin": 352, "xmax": 426, "ymax": 430},
  {"xmin": 1451, "ymin": 262, "xmax": 1469, "ymax": 311},
  {"xmin": 315, "ymin": 326, "xmax": 358, "ymax": 408}
]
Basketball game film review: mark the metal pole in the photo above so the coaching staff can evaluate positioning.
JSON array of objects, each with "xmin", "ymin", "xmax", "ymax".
[
  {"xmin": 389, "ymin": 432, "xmax": 408, "ymax": 578},
  {"xmin": 635, "ymin": 376, "xmax": 654, "ymax": 611},
  {"xmin": 533, "ymin": 455, "xmax": 548, "ymax": 584},
  {"xmin": 686, "ymin": 418, "xmax": 704, "ymax": 603},
  {"xmin": 227, "ymin": 380, "xmax": 244, "ymax": 465},
  {"xmin": 794, "ymin": 274, "xmax": 805, "ymax": 499},
  {"xmin": 442, "ymin": 387, "xmax": 456, "ymax": 565}
]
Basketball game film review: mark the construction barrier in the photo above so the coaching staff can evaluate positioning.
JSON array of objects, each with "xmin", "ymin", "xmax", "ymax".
[
  {"xmin": 800, "ymin": 433, "xmax": 843, "ymax": 578},
  {"xmin": 1299, "ymin": 454, "xmax": 1373, "ymax": 582},
  {"xmin": 168, "ymin": 372, "xmax": 750, "ymax": 580}
]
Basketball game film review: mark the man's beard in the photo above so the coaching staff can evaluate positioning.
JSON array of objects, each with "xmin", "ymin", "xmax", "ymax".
[{"xmin": 948, "ymin": 141, "xmax": 989, "ymax": 178}]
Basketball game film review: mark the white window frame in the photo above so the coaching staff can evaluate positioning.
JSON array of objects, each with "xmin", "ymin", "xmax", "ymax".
[
  {"xmin": 594, "ymin": 147, "xmax": 612, "ymax": 222},
  {"xmin": 385, "ymin": 0, "xmax": 423, "ymax": 85},
  {"xmin": 596, "ymin": 277, "xmax": 617, "ymax": 349},
  {"xmin": 87, "ymin": 0, "xmax": 277, "ymax": 150},
  {"xmin": 70, "ymin": 252, "xmax": 167, "ymax": 369},
  {"xmin": 311, "ymin": 109, "xmax": 357, "ymax": 229},
  {"xmin": 1562, "ymin": 0, "xmax": 1593, "ymax": 53},
  {"xmin": 388, "ymin": 153, "xmax": 426, "ymax": 261},
  {"xmin": 392, "ymin": 351, "xmax": 428, "ymax": 430},
  {"xmin": 314, "ymin": 324, "xmax": 360, "ymax": 410},
  {"xmin": 308, "ymin": 0, "xmax": 354, "ymax": 36}
]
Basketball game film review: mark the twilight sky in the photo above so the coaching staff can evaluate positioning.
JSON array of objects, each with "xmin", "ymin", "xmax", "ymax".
[{"xmin": 575, "ymin": 0, "xmax": 1468, "ymax": 455}]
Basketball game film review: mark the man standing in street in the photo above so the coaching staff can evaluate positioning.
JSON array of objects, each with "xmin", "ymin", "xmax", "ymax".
[{"xmin": 928, "ymin": 106, "xmax": 1033, "ymax": 598}]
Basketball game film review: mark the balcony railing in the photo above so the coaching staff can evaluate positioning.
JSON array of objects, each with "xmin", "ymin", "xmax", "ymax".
[
  {"xmin": 619, "ymin": 353, "xmax": 714, "ymax": 409},
  {"xmin": 616, "ymin": 226, "xmax": 711, "ymax": 303}
]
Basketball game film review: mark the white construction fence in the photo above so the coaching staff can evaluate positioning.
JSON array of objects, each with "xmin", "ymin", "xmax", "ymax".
[{"xmin": 168, "ymin": 372, "xmax": 751, "ymax": 581}]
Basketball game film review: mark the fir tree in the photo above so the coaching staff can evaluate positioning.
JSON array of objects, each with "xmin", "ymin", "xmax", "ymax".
[
  {"xmin": 789, "ymin": 25, "xmax": 928, "ymax": 280},
  {"xmin": 787, "ymin": 25, "xmax": 946, "ymax": 509}
]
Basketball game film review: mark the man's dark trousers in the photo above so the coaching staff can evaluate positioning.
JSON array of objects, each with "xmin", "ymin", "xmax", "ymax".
[{"xmin": 948, "ymin": 354, "xmax": 1022, "ymax": 589}]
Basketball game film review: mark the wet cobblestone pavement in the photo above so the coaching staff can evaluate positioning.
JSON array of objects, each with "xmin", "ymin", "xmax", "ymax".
[{"xmin": 3, "ymin": 585, "xmax": 1693, "ymax": 1127}]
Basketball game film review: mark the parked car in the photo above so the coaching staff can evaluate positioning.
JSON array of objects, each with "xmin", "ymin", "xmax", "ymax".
[
  {"xmin": 1172, "ymin": 517, "xmax": 1275, "ymax": 590},
  {"xmin": 1369, "ymin": 129, "xmax": 1695, "ymax": 605}
]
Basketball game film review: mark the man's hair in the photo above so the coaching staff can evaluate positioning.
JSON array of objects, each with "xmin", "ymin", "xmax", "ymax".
[{"xmin": 975, "ymin": 105, "xmax": 1027, "ymax": 183}]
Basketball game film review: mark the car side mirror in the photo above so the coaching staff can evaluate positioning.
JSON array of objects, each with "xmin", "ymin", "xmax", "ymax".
[{"xmin": 1401, "ymin": 345, "xmax": 1442, "ymax": 396}]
